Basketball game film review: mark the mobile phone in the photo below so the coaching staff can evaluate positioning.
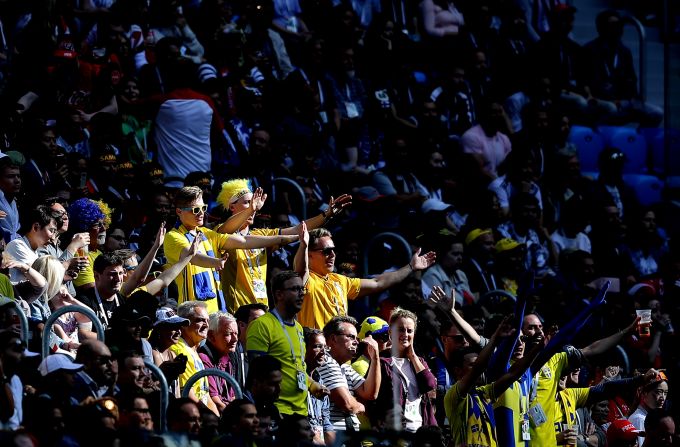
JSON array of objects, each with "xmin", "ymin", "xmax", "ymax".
[{"xmin": 79, "ymin": 173, "xmax": 87, "ymax": 188}]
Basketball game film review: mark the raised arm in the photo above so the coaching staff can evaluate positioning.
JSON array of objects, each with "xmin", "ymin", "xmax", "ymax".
[
  {"xmin": 216, "ymin": 188, "xmax": 266, "ymax": 234},
  {"xmin": 533, "ymin": 282, "xmax": 611, "ymax": 372},
  {"xmin": 293, "ymin": 222, "xmax": 309, "ymax": 285},
  {"xmin": 358, "ymin": 248, "xmax": 436, "ymax": 297},
  {"xmin": 225, "ymin": 233, "xmax": 298, "ymax": 250},
  {"xmin": 580, "ymin": 317, "xmax": 638, "ymax": 358},
  {"xmin": 456, "ymin": 319, "xmax": 505, "ymax": 398},
  {"xmin": 354, "ymin": 337, "xmax": 381, "ymax": 401},
  {"xmin": 143, "ymin": 235, "xmax": 200, "ymax": 296},
  {"xmin": 121, "ymin": 223, "xmax": 165, "ymax": 296},
  {"xmin": 429, "ymin": 285, "xmax": 483, "ymax": 346},
  {"xmin": 280, "ymin": 194, "xmax": 352, "ymax": 236},
  {"xmin": 492, "ymin": 333, "xmax": 544, "ymax": 398}
]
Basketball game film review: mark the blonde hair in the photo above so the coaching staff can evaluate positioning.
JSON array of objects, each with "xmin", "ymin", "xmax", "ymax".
[
  {"xmin": 389, "ymin": 307, "xmax": 418, "ymax": 330},
  {"xmin": 216, "ymin": 179, "xmax": 251, "ymax": 210},
  {"xmin": 32, "ymin": 255, "xmax": 66, "ymax": 301}
]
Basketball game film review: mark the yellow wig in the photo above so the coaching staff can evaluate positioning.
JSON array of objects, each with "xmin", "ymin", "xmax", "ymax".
[
  {"xmin": 217, "ymin": 178, "xmax": 252, "ymax": 210},
  {"xmin": 95, "ymin": 200, "xmax": 113, "ymax": 228}
]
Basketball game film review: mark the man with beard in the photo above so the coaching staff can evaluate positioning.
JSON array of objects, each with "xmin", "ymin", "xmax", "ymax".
[
  {"xmin": 170, "ymin": 300, "xmax": 220, "ymax": 416},
  {"xmin": 247, "ymin": 258, "xmax": 311, "ymax": 416},
  {"xmin": 199, "ymin": 311, "xmax": 240, "ymax": 412},
  {"xmin": 72, "ymin": 339, "xmax": 119, "ymax": 402}
]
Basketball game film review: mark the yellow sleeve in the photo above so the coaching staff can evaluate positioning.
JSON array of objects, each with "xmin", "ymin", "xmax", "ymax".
[
  {"xmin": 203, "ymin": 227, "xmax": 232, "ymax": 253},
  {"xmin": 0, "ymin": 274, "xmax": 15, "ymax": 298},
  {"xmin": 444, "ymin": 382, "xmax": 462, "ymax": 423},
  {"xmin": 573, "ymin": 388, "xmax": 590, "ymax": 408},
  {"xmin": 251, "ymin": 228, "xmax": 280, "ymax": 237},
  {"xmin": 346, "ymin": 276, "xmax": 361, "ymax": 300},
  {"xmin": 164, "ymin": 229, "xmax": 189, "ymax": 264}
]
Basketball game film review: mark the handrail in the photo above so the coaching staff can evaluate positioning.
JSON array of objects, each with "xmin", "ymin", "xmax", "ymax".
[
  {"xmin": 10, "ymin": 300, "xmax": 30, "ymax": 342},
  {"xmin": 619, "ymin": 11, "xmax": 647, "ymax": 102},
  {"xmin": 181, "ymin": 367, "xmax": 243, "ymax": 400},
  {"xmin": 362, "ymin": 232, "xmax": 413, "ymax": 277},
  {"xmin": 41, "ymin": 305, "xmax": 105, "ymax": 358},
  {"xmin": 273, "ymin": 177, "xmax": 307, "ymax": 220},
  {"xmin": 615, "ymin": 344, "xmax": 631, "ymax": 375},
  {"xmin": 144, "ymin": 361, "xmax": 169, "ymax": 433}
]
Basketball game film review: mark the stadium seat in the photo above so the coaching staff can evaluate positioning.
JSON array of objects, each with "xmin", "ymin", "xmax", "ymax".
[
  {"xmin": 648, "ymin": 128, "xmax": 680, "ymax": 176},
  {"xmin": 623, "ymin": 174, "xmax": 665, "ymax": 206},
  {"xmin": 568, "ymin": 125, "xmax": 604, "ymax": 173},
  {"xmin": 598, "ymin": 126, "xmax": 648, "ymax": 174}
]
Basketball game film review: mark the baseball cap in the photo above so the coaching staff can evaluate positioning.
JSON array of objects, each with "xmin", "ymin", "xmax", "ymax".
[
  {"xmin": 465, "ymin": 228, "xmax": 492, "ymax": 246},
  {"xmin": 38, "ymin": 354, "xmax": 84, "ymax": 376},
  {"xmin": 358, "ymin": 316, "xmax": 389, "ymax": 339},
  {"xmin": 110, "ymin": 305, "xmax": 151, "ymax": 327},
  {"xmin": 154, "ymin": 307, "xmax": 190, "ymax": 327},
  {"xmin": 495, "ymin": 238, "xmax": 523, "ymax": 253},
  {"xmin": 606, "ymin": 419, "xmax": 642, "ymax": 443}
]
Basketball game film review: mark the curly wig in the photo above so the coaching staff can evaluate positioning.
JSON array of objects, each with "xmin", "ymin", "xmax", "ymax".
[{"xmin": 68, "ymin": 198, "xmax": 106, "ymax": 231}]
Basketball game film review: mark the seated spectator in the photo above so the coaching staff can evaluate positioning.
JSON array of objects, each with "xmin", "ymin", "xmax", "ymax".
[
  {"xmin": 199, "ymin": 311, "xmax": 239, "ymax": 412},
  {"xmin": 642, "ymin": 408, "xmax": 676, "ymax": 447},
  {"xmin": 628, "ymin": 372, "xmax": 669, "ymax": 445},
  {"xmin": 0, "ymin": 157, "xmax": 21, "ymax": 242},
  {"xmin": 213, "ymin": 399, "xmax": 261, "ymax": 447},
  {"xmin": 0, "ymin": 331, "xmax": 39, "ymax": 430},
  {"xmin": 243, "ymin": 354, "xmax": 284, "ymax": 424},
  {"xmin": 72, "ymin": 339, "xmax": 119, "ymax": 402},
  {"xmin": 164, "ymin": 397, "xmax": 202, "ymax": 444},
  {"xmin": 460, "ymin": 100, "xmax": 512, "ymax": 181},
  {"xmin": 421, "ymin": 233, "xmax": 472, "ymax": 305}
]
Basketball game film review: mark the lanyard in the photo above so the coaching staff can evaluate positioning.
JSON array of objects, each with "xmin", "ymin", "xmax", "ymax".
[
  {"xmin": 271, "ymin": 309, "xmax": 305, "ymax": 370},
  {"xmin": 94, "ymin": 287, "xmax": 118, "ymax": 328},
  {"xmin": 180, "ymin": 337, "xmax": 209, "ymax": 394},
  {"xmin": 241, "ymin": 230, "xmax": 263, "ymax": 278}
]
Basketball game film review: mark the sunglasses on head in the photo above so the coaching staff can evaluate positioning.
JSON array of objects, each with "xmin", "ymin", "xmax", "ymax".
[{"xmin": 179, "ymin": 204, "xmax": 208, "ymax": 215}]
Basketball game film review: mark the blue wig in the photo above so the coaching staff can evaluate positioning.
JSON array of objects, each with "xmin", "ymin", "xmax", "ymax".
[{"xmin": 68, "ymin": 198, "xmax": 106, "ymax": 232}]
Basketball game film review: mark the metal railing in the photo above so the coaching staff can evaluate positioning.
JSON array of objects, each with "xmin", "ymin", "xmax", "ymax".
[
  {"xmin": 41, "ymin": 305, "xmax": 105, "ymax": 358},
  {"xmin": 144, "ymin": 361, "xmax": 169, "ymax": 432},
  {"xmin": 362, "ymin": 232, "xmax": 413, "ymax": 277},
  {"xmin": 10, "ymin": 300, "xmax": 30, "ymax": 342},
  {"xmin": 273, "ymin": 177, "xmax": 307, "ymax": 221},
  {"xmin": 181, "ymin": 368, "xmax": 243, "ymax": 400},
  {"xmin": 619, "ymin": 11, "xmax": 647, "ymax": 102}
]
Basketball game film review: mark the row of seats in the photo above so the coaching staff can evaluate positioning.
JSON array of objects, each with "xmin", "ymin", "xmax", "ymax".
[
  {"xmin": 568, "ymin": 125, "xmax": 680, "ymax": 206},
  {"xmin": 569, "ymin": 125, "xmax": 680, "ymax": 176}
]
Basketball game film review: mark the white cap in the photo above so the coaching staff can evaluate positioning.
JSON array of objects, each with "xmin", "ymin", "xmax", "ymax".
[
  {"xmin": 154, "ymin": 307, "xmax": 190, "ymax": 327},
  {"xmin": 38, "ymin": 354, "xmax": 84, "ymax": 376}
]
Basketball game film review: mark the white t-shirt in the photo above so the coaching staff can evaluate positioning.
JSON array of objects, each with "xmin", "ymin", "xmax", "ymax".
[
  {"xmin": 628, "ymin": 406, "xmax": 648, "ymax": 447},
  {"xmin": 5, "ymin": 236, "xmax": 38, "ymax": 284},
  {"xmin": 392, "ymin": 357, "xmax": 423, "ymax": 432}
]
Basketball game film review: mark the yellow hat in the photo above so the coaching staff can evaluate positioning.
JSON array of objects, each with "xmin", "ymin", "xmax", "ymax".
[
  {"xmin": 358, "ymin": 316, "xmax": 389, "ymax": 339},
  {"xmin": 495, "ymin": 238, "xmax": 523, "ymax": 253},
  {"xmin": 217, "ymin": 179, "xmax": 252, "ymax": 209},
  {"xmin": 465, "ymin": 228, "xmax": 492, "ymax": 246}
]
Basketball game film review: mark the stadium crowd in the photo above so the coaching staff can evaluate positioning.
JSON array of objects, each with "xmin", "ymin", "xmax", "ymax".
[{"xmin": 0, "ymin": 0, "xmax": 678, "ymax": 446}]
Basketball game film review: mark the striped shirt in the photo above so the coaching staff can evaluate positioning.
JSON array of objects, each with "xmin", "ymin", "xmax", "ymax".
[{"xmin": 317, "ymin": 356, "xmax": 365, "ymax": 431}]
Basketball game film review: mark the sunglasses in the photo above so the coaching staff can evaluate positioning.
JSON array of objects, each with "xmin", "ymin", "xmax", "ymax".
[
  {"xmin": 282, "ymin": 286, "xmax": 307, "ymax": 294},
  {"xmin": 179, "ymin": 204, "xmax": 208, "ymax": 215},
  {"xmin": 313, "ymin": 247, "xmax": 335, "ymax": 256},
  {"xmin": 124, "ymin": 265, "xmax": 137, "ymax": 271}
]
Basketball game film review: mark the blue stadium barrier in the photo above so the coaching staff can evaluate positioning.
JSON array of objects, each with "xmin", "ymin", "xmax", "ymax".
[
  {"xmin": 181, "ymin": 368, "xmax": 243, "ymax": 400},
  {"xmin": 144, "ymin": 361, "xmax": 169, "ymax": 432},
  {"xmin": 10, "ymin": 300, "xmax": 30, "ymax": 342},
  {"xmin": 273, "ymin": 177, "xmax": 307, "ymax": 221},
  {"xmin": 362, "ymin": 232, "xmax": 413, "ymax": 277},
  {"xmin": 41, "ymin": 305, "xmax": 106, "ymax": 358}
]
